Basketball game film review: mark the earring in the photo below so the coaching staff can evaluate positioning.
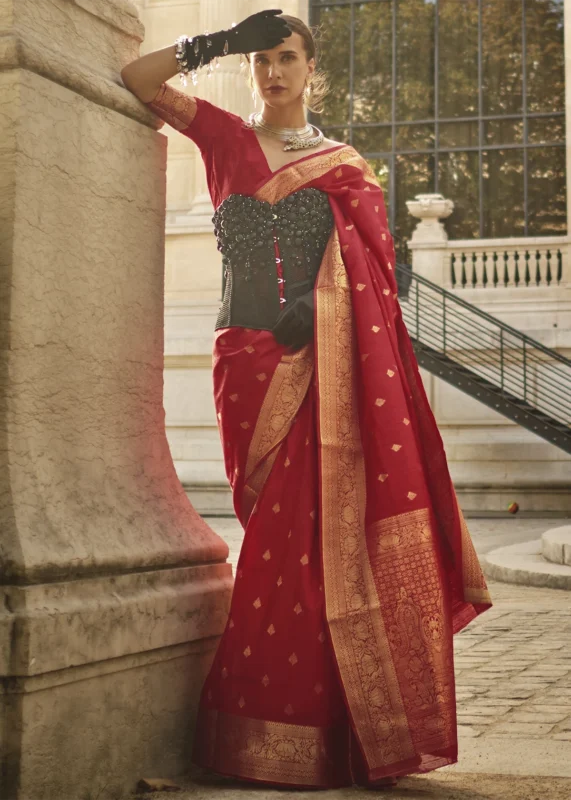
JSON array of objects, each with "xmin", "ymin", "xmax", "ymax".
[{"xmin": 252, "ymin": 88, "xmax": 258, "ymax": 109}]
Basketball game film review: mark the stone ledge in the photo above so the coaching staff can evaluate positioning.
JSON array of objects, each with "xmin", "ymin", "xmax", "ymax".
[
  {"xmin": 0, "ymin": 563, "xmax": 233, "ymax": 676},
  {"xmin": 482, "ymin": 539, "xmax": 571, "ymax": 590},
  {"xmin": 542, "ymin": 526, "xmax": 571, "ymax": 566}
]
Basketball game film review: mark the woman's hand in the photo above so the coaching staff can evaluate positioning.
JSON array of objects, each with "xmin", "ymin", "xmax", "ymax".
[{"xmin": 226, "ymin": 10, "xmax": 292, "ymax": 55}]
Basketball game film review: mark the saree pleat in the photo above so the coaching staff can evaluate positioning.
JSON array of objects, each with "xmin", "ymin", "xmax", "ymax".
[{"xmin": 193, "ymin": 148, "xmax": 492, "ymax": 788}]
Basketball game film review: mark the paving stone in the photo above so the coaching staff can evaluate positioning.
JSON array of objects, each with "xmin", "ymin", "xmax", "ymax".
[
  {"xmin": 456, "ymin": 725, "xmax": 483, "ymax": 737},
  {"xmin": 507, "ymin": 712, "xmax": 569, "ymax": 724},
  {"xmin": 490, "ymin": 722, "xmax": 556, "ymax": 735}
]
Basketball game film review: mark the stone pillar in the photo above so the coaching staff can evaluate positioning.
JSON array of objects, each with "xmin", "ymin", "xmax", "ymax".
[
  {"xmin": 0, "ymin": 2, "xmax": 232, "ymax": 799},
  {"xmin": 566, "ymin": 0, "xmax": 571, "ymax": 236},
  {"xmin": 406, "ymin": 193, "xmax": 454, "ymax": 286}
]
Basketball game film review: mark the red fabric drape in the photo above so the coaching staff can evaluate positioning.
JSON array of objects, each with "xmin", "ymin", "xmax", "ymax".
[{"xmin": 192, "ymin": 147, "xmax": 491, "ymax": 788}]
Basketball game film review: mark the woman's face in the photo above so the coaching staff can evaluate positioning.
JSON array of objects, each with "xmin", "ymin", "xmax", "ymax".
[{"xmin": 250, "ymin": 32, "xmax": 315, "ymax": 108}]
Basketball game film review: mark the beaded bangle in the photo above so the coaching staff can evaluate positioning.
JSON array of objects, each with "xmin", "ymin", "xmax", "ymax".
[{"xmin": 174, "ymin": 27, "xmax": 236, "ymax": 87}]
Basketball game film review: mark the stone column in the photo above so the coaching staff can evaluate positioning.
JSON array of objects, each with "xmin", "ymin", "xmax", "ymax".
[
  {"xmin": 0, "ymin": 2, "xmax": 232, "ymax": 798},
  {"xmin": 565, "ymin": 0, "xmax": 571, "ymax": 236}
]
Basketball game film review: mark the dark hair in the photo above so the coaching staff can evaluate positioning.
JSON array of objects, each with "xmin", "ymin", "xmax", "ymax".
[{"xmin": 245, "ymin": 14, "xmax": 330, "ymax": 114}]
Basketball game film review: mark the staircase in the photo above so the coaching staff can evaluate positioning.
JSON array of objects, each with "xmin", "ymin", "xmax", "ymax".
[{"xmin": 396, "ymin": 264, "xmax": 571, "ymax": 454}]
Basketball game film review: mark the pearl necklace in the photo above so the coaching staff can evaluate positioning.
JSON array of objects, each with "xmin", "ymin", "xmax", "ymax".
[{"xmin": 246, "ymin": 112, "xmax": 325, "ymax": 151}]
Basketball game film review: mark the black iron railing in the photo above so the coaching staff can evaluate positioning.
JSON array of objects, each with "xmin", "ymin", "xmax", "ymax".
[{"xmin": 396, "ymin": 263, "xmax": 571, "ymax": 453}]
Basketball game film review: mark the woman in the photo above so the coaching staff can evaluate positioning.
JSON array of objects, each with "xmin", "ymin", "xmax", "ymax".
[{"xmin": 121, "ymin": 10, "xmax": 492, "ymax": 790}]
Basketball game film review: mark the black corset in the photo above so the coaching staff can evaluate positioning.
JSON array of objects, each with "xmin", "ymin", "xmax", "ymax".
[{"xmin": 213, "ymin": 188, "xmax": 334, "ymax": 331}]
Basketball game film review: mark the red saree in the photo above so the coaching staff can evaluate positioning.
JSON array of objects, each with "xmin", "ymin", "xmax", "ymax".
[
  {"xmin": 144, "ymin": 85, "xmax": 492, "ymax": 788},
  {"xmin": 192, "ymin": 150, "xmax": 492, "ymax": 786}
]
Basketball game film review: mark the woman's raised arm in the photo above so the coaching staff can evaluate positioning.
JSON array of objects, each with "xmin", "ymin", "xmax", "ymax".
[
  {"xmin": 121, "ymin": 10, "xmax": 291, "ymax": 105},
  {"xmin": 121, "ymin": 45, "xmax": 179, "ymax": 104}
]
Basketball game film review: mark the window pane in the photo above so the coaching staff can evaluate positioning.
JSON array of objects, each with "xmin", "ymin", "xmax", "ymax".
[
  {"xmin": 482, "ymin": 0, "xmax": 523, "ymax": 116},
  {"xmin": 484, "ymin": 118, "xmax": 523, "ymax": 146},
  {"xmin": 395, "ymin": 0, "xmax": 435, "ymax": 121},
  {"xmin": 313, "ymin": 5, "xmax": 352, "ymax": 127},
  {"xmin": 526, "ymin": 0, "xmax": 564, "ymax": 113},
  {"xmin": 366, "ymin": 157, "xmax": 391, "ymax": 195},
  {"xmin": 395, "ymin": 124, "xmax": 434, "ymax": 151},
  {"xmin": 353, "ymin": 126, "xmax": 392, "ymax": 154},
  {"xmin": 482, "ymin": 148, "xmax": 525, "ymax": 237},
  {"xmin": 528, "ymin": 115, "xmax": 565, "ymax": 145},
  {"xmin": 439, "ymin": 120, "xmax": 479, "ymax": 149},
  {"xmin": 322, "ymin": 127, "xmax": 351, "ymax": 145},
  {"xmin": 353, "ymin": 0, "xmax": 393, "ymax": 124},
  {"xmin": 438, "ymin": 151, "xmax": 480, "ymax": 239},
  {"xmin": 438, "ymin": 0, "xmax": 479, "ymax": 118},
  {"xmin": 527, "ymin": 146, "xmax": 566, "ymax": 236}
]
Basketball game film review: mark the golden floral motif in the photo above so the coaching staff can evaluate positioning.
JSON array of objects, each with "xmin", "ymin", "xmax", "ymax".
[
  {"xmin": 300, "ymin": 554, "xmax": 309, "ymax": 565},
  {"xmin": 263, "ymin": 550, "xmax": 271, "ymax": 561},
  {"xmin": 267, "ymin": 624, "xmax": 276, "ymax": 636},
  {"xmin": 367, "ymin": 509, "xmax": 455, "ymax": 733},
  {"xmin": 253, "ymin": 597, "xmax": 262, "ymax": 609}
]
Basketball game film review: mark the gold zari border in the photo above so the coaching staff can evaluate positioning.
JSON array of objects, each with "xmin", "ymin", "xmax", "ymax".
[
  {"xmin": 194, "ymin": 708, "xmax": 350, "ymax": 786},
  {"xmin": 242, "ymin": 345, "xmax": 314, "ymax": 517},
  {"xmin": 316, "ymin": 231, "xmax": 416, "ymax": 772}
]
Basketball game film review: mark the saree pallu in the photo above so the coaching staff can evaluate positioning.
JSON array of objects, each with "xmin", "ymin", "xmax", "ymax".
[{"xmin": 192, "ymin": 148, "xmax": 492, "ymax": 788}]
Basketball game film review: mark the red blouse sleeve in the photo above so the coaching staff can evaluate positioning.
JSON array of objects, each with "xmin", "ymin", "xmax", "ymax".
[{"xmin": 144, "ymin": 82, "xmax": 247, "ymax": 208}]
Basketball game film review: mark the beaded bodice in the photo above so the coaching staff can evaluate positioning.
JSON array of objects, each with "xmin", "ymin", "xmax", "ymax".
[{"xmin": 213, "ymin": 188, "xmax": 334, "ymax": 331}]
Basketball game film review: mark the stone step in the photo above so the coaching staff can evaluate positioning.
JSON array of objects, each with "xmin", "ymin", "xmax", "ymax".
[
  {"xmin": 542, "ymin": 525, "xmax": 571, "ymax": 566},
  {"xmin": 482, "ymin": 538, "xmax": 571, "ymax": 590}
]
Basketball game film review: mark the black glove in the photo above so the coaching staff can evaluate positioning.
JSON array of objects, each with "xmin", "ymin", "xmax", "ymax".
[
  {"xmin": 272, "ymin": 291, "xmax": 314, "ymax": 350},
  {"xmin": 183, "ymin": 10, "xmax": 292, "ymax": 71}
]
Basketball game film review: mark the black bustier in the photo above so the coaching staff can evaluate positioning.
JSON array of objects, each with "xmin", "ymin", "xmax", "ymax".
[{"xmin": 212, "ymin": 188, "xmax": 334, "ymax": 331}]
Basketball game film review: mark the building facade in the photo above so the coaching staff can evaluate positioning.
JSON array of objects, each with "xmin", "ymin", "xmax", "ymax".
[{"xmin": 133, "ymin": 0, "xmax": 571, "ymax": 512}]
